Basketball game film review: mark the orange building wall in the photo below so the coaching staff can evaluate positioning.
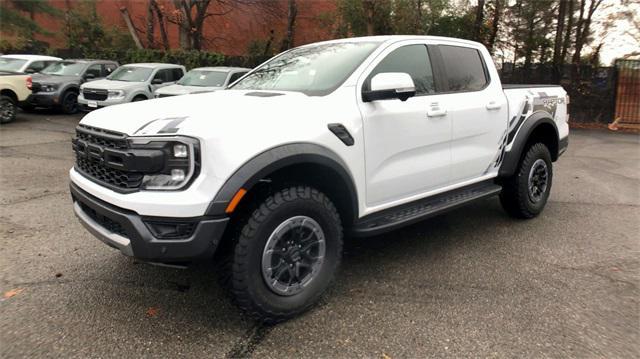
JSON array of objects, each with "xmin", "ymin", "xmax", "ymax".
[{"xmin": 31, "ymin": 0, "xmax": 337, "ymax": 56}]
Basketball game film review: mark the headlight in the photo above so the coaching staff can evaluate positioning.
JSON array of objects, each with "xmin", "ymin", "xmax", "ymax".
[
  {"xmin": 40, "ymin": 84, "xmax": 58, "ymax": 92},
  {"xmin": 107, "ymin": 90, "xmax": 125, "ymax": 99},
  {"xmin": 128, "ymin": 136, "xmax": 199, "ymax": 191}
]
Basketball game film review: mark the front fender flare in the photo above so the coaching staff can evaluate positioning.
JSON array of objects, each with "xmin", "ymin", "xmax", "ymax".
[{"xmin": 205, "ymin": 143, "xmax": 359, "ymax": 218}]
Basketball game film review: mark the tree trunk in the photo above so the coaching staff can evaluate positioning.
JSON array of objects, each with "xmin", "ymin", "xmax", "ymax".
[
  {"xmin": 571, "ymin": 0, "xmax": 586, "ymax": 64},
  {"xmin": 560, "ymin": 0, "xmax": 574, "ymax": 62},
  {"xmin": 119, "ymin": 7, "xmax": 143, "ymax": 49},
  {"xmin": 146, "ymin": 1, "xmax": 155, "ymax": 49},
  {"xmin": 572, "ymin": 0, "xmax": 602, "ymax": 65},
  {"xmin": 487, "ymin": 0, "xmax": 501, "ymax": 54},
  {"xmin": 552, "ymin": 0, "xmax": 567, "ymax": 67},
  {"xmin": 523, "ymin": 13, "xmax": 535, "ymax": 71},
  {"xmin": 473, "ymin": 0, "xmax": 486, "ymax": 43},
  {"xmin": 151, "ymin": 0, "xmax": 169, "ymax": 50},
  {"xmin": 280, "ymin": 0, "xmax": 297, "ymax": 51},
  {"xmin": 363, "ymin": 0, "xmax": 375, "ymax": 36}
]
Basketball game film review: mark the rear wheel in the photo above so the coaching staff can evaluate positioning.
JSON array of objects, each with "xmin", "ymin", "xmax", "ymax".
[
  {"xmin": 0, "ymin": 95, "xmax": 17, "ymax": 124},
  {"xmin": 60, "ymin": 91, "xmax": 78, "ymax": 114},
  {"xmin": 132, "ymin": 95, "xmax": 147, "ymax": 102},
  {"xmin": 230, "ymin": 186, "xmax": 343, "ymax": 323},
  {"xmin": 500, "ymin": 143, "xmax": 553, "ymax": 218}
]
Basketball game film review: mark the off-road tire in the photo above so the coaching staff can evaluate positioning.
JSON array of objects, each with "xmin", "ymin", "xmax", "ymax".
[
  {"xmin": 132, "ymin": 95, "xmax": 147, "ymax": 102},
  {"xmin": 0, "ymin": 95, "xmax": 17, "ymax": 124},
  {"xmin": 230, "ymin": 186, "xmax": 343, "ymax": 323},
  {"xmin": 500, "ymin": 143, "xmax": 553, "ymax": 219}
]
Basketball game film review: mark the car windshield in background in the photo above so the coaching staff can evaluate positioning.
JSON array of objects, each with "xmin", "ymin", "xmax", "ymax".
[
  {"xmin": 0, "ymin": 58, "xmax": 27, "ymax": 72},
  {"xmin": 108, "ymin": 66, "xmax": 153, "ymax": 82},
  {"xmin": 41, "ymin": 61, "xmax": 86, "ymax": 76},
  {"xmin": 178, "ymin": 70, "xmax": 227, "ymax": 87},
  {"xmin": 231, "ymin": 41, "xmax": 381, "ymax": 96}
]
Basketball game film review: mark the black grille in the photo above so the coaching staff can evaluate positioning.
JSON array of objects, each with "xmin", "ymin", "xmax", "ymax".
[
  {"xmin": 83, "ymin": 88, "xmax": 108, "ymax": 101},
  {"xmin": 79, "ymin": 202, "xmax": 128, "ymax": 238},
  {"xmin": 74, "ymin": 125, "xmax": 144, "ymax": 190}
]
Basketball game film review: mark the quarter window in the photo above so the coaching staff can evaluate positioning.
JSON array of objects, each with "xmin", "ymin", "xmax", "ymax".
[
  {"xmin": 366, "ymin": 44, "xmax": 435, "ymax": 95},
  {"xmin": 439, "ymin": 45, "xmax": 488, "ymax": 92}
]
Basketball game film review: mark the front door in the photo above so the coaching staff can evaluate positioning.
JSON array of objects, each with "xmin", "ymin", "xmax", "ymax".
[{"xmin": 358, "ymin": 42, "xmax": 452, "ymax": 207}]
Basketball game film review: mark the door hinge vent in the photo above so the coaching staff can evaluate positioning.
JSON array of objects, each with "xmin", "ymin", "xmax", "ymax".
[{"xmin": 327, "ymin": 123, "xmax": 354, "ymax": 146}]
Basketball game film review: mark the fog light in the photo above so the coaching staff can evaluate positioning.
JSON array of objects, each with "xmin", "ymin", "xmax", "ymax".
[
  {"xmin": 171, "ymin": 169, "xmax": 185, "ymax": 181},
  {"xmin": 173, "ymin": 144, "xmax": 188, "ymax": 158}
]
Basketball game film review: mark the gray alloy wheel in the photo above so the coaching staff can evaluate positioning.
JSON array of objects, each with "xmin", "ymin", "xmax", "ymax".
[
  {"xmin": 261, "ymin": 216, "xmax": 326, "ymax": 296},
  {"xmin": 527, "ymin": 159, "xmax": 549, "ymax": 203}
]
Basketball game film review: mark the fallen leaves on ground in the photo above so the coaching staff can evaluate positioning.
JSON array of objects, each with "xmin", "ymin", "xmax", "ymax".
[
  {"xmin": 3, "ymin": 288, "xmax": 24, "ymax": 299},
  {"xmin": 146, "ymin": 306, "xmax": 160, "ymax": 317}
]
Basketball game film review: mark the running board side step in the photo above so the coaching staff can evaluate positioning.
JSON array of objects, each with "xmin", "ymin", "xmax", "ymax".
[{"xmin": 352, "ymin": 181, "xmax": 502, "ymax": 237}]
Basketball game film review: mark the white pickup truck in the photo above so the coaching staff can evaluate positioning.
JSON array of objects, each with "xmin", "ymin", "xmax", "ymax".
[{"xmin": 70, "ymin": 36, "xmax": 568, "ymax": 322}]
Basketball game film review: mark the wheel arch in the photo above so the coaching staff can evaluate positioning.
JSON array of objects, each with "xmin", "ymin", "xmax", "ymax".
[
  {"xmin": 499, "ymin": 112, "xmax": 559, "ymax": 177},
  {"xmin": 0, "ymin": 89, "xmax": 18, "ymax": 102},
  {"xmin": 206, "ymin": 143, "xmax": 359, "ymax": 228}
]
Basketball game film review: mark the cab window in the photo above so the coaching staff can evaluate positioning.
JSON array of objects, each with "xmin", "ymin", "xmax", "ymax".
[
  {"xmin": 366, "ymin": 44, "xmax": 436, "ymax": 95},
  {"xmin": 438, "ymin": 45, "xmax": 488, "ymax": 92}
]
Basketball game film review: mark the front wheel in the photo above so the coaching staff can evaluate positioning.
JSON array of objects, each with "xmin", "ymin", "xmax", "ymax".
[
  {"xmin": 500, "ymin": 143, "xmax": 553, "ymax": 218},
  {"xmin": 0, "ymin": 95, "xmax": 17, "ymax": 124},
  {"xmin": 230, "ymin": 186, "xmax": 343, "ymax": 323},
  {"xmin": 60, "ymin": 91, "xmax": 78, "ymax": 114}
]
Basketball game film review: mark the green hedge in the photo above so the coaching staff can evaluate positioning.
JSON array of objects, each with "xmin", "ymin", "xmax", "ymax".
[{"xmin": 84, "ymin": 49, "xmax": 226, "ymax": 70}]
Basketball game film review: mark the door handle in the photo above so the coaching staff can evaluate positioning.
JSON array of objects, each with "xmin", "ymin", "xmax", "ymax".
[
  {"xmin": 486, "ymin": 101, "xmax": 502, "ymax": 110},
  {"xmin": 427, "ymin": 108, "xmax": 447, "ymax": 117}
]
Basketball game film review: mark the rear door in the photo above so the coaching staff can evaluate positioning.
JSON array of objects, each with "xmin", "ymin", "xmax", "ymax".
[
  {"xmin": 358, "ymin": 41, "xmax": 452, "ymax": 207},
  {"xmin": 435, "ymin": 44, "xmax": 508, "ymax": 182}
]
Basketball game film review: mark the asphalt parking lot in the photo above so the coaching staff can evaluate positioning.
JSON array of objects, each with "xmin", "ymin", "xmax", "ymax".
[{"xmin": 1, "ymin": 110, "xmax": 639, "ymax": 358}]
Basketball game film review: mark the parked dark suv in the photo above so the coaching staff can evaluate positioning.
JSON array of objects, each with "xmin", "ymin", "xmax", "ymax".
[{"xmin": 26, "ymin": 60, "xmax": 118, "ymax": 114}]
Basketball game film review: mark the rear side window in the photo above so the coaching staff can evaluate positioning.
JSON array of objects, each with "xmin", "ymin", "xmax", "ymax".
[
  {"xmin": 228, "ymin": 72, "xmax": 247, "ymax": 84},
  {"xmin": 171, "ymin": 68, "xmax": 184, "ymax": 81},
  {"xmin": 104, "ymin": 63, "xmax": 117, "ymax": 76},
  {"xmin": 439, "ymin": 45, "xmax": 488, "ymax": 92},
  {"xmin": 366, "ymin": 44, "xmax": 435, "ymax": 95}
]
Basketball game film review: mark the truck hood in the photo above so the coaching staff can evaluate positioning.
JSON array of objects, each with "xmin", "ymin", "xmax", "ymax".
[
  {"xmin": 80, "ymin": 90, "xmax": 317, "ymax": 136},
  {"xmin": 155, "ymin": 84, "xmax": 221, "ymax": 96},
  {"xmin": 82, "ymin": 79, "xmax": 143, "ymax": 91}
]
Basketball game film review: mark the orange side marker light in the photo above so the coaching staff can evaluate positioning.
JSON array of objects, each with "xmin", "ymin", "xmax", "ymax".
[{"xmin": 225, "ymin": 188, "xmax": 247, "ymax": 214}]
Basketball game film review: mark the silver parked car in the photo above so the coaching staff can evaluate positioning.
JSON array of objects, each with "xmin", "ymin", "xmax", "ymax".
[
  {"xmin": 154, "ymin": 67, "xmax": 250, "ymax": 98},
  {"xmin": 78, "ymin": 63, "xmax": 185, "ymax": 110}
]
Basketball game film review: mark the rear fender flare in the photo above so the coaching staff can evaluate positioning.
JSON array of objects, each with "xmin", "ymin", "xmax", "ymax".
[{"xmin": 499, "ymin": 112, "xmax": 558, "ymax": 177}]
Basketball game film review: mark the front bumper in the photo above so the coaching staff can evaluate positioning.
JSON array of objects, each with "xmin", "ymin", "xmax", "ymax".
[
  {"xmin": 26, "ymin": 92, "xmax": 59, "ymax": 108},
  {"xmin": 70, "ymin": 182, "xmax": 229, "ymax": 262},
  {"xmin": 78, "ymin": 95, "xmax": 127, "ymax": 110}
]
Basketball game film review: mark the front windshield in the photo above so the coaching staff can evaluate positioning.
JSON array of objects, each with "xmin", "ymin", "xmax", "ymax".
[
  {"xmin": 178, "ymin": 70, "xmax": 227, "ymax": 87},
  {"xmin": 0, "ymin": 58, "xmax": 28, "ymax": 72},
  {"xmin": 231, "ymin": 42, "xmax": 381, "ymax": 96},
  {"xmin": 107, "ymin": 66, "xmax": 152, "ymax": 82},
  {"xmin": 42, "ymin": 61, "xmax": 86, "ymax": 76}
]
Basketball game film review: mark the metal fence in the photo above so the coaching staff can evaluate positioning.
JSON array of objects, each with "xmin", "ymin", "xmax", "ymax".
[
  {"xmin": 614, "ymin": 59, "xmax": 640, "ymax": 127},
  {"xmin": 499, "ymin": 63, "xmax": 617, "ymax": 124}
]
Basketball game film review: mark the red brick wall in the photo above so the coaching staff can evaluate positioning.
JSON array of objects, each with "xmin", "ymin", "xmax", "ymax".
[{"xmin": 31, "ymin": 0, "xmax": 337, "ymax": 56}]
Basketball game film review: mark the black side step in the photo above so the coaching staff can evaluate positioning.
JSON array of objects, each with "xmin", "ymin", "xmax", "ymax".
[{"xmin": 352, "ymin": 180, "xmax": 502, "ymax": 237}]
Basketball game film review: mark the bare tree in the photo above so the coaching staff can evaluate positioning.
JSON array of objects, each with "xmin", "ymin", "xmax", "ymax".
[
  {"xmin": 552, "ymin": 0, "xmax": 568, "ymax": 67},
  {"xmin": 363, "ymin": 0, "xmax": 375, "ymax": 36},
  {"xmin": 280, "ymin": 0, "xmax": 297, "ymax": 52},
  {"xmin": 572, "ymin": 0, "xmax": 604, "ymax": 64},
  {"xmin": 487, "ymin": 0, "xmax": 501, "ymax": 54},
  {"xmin": 151, "ymin": 0, "xmax": 170, "ymax": 50},
  {"xmin": 119, "ymin": 7, "xmax": 143, "ymax": 49},
  {"xmin": 560, "ymin": 0, "xmax": 574, "ymax": 62},
  {"xmin": 473, "ymin": 0, "xmax": 486, "ymax": 44},
  {"xmin": 146, "ymin": 1, "xmax": 155, "ymax": 48}
]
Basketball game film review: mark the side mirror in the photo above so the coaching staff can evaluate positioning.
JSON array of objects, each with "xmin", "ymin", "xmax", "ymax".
[
  {"xmin": 362, "ymin": 72, "xmax": 416, "ymax": 102},
  {"xmin": 151, "ymin": 78, "xmax": 164, "ymax": 85},
  {"xmin": 84, "ymin": 73, "xmax": 96, "ymax": 80},
  {"xmin": 24, "ymin": 68, "xmax": 36, "ymax": 74}
]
